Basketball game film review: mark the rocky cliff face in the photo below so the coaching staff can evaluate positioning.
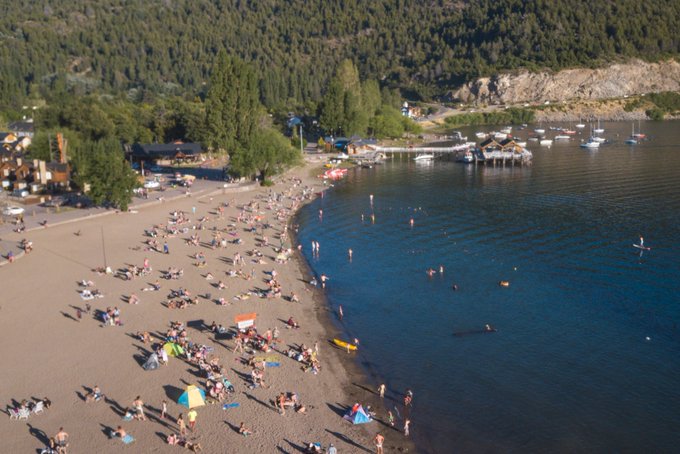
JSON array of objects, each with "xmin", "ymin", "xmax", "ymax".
[{"xmin": 451, "ymin": 59, "xmax": 680, "ymax": 105}]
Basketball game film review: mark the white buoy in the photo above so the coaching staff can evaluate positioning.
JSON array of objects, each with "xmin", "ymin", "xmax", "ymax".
[{"xmin": 645, "ymin": 337, "xmax": 651, "ymax": 341}]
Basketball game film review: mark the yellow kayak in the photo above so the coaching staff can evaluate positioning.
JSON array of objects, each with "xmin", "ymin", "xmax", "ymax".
[{"xmin": 333, "ymin": 338, "xmax": 357, "ymax": 351}]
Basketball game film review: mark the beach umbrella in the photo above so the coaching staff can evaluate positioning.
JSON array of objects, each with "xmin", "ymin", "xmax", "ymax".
[
  {"xmin": 163, "ymin": 342, "xmax": 184, "ymax": 357},
  {"xmin": 177, "ymin": 385, "xmax": 206, "ymax": 409}
]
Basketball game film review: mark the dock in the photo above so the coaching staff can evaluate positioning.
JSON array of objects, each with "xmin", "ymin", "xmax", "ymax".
[{"xmin": 369, "ymin": 141, "xmax": 532, "ymax": 166}]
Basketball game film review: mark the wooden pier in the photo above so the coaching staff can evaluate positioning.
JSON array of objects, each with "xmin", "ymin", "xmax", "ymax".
[{"xmin": 370, "ymin": 144, "xmax": 532, "ymax": 166}]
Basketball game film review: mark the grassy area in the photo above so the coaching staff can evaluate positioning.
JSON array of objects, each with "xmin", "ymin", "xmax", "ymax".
[{"xmin": 443, "ymin": 108, "xmax": 535, "ymax": 127}]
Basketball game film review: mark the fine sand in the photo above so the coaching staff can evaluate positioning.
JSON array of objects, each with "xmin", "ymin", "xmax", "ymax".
[{"xmin": 0, "ymin": 160, "xmax": 415, "ymax": 453}]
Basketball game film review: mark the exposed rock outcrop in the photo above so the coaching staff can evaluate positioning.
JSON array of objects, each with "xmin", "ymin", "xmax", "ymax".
[{"xmin": 451, "ymin": 60, "xmax": 680, "ymax": 105}]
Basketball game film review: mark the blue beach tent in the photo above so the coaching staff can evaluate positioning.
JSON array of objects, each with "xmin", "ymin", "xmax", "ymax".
[{"xmin": 343, "ymin": 404, "xmax": 372, "ymax": 424}]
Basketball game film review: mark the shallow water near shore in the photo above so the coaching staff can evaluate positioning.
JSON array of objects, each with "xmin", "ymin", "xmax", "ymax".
[{"xmin": 296, "ymin": 121, "xmax": 680, "ymax": 453}]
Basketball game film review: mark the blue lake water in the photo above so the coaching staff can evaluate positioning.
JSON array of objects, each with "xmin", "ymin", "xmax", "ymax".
[{"xmin": 296, "ymin": 121, "xmax": 680, "ymax": 453}]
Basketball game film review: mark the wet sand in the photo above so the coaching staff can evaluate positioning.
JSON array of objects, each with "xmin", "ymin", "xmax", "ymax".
[{"xmin": 0, "ymin": 159, "xmax": 415, "ymax": 453}]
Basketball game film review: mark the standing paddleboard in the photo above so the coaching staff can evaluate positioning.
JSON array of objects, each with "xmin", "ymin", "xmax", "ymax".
[{"xmin": 633, "ymin": 244, "xmax": 651, "ymax": 250}]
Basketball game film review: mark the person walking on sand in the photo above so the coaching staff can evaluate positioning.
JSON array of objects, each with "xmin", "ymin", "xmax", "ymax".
[
  {"xmin": 373, "ymin": 433, "xmax": 384, "ymax": 454},
  {"xmin": 404, "ymin": 419, "xmax": 411, "ymax": 437},
  {"xmin": 187, "ymin": 408, "xmax": 197, "ymax": 431},
  {"xmin": 338, "ymin": 305, "xmax": 343, "ymax": 321},
  {"xmin": 387, "ymin": 410, "xmax": 395, "ymax": 427},
  {"xmin": 177, "ymin": 413, "xmax": 186, "ymax": 435},
  {"xmin": 133, "ymin": 396, "xmax": 146, "ymax": 421},
  {"xmin": 327, "ymin": 443, "xmax": 337, "ymax": 454},
  {"xmin": 163, "ymin": 241, "xmax": 169, "ymax": 254},
  {"xmin": 161, "ymin": 400, "xmax": 167, "ymax": 419},
  {"xmin": 378, "ymin": 383, "xmax": 386, "ymax": 398}
]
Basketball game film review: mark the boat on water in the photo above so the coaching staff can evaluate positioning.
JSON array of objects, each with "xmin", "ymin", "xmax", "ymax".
[
  {"xmin": 575, "ymin": 117, "xmax": 586, "ymax": 129},
  {"xmin": 475, "ymin": 131, "xmax": 488, "ymax": 139},
  {"xmin": 493, "ymin": 132, "xmax": 508, "ymax": 140},
  {"xmin": 534, "ymin": 128, "xmax": 546, "ymax": 135},
  {"xmin": 580, "ymin": 139, "xmax": 600, "ymax": 149},
  {"xmin": 554, "ymin": 135, "xmax": 571, "ymax": 141},
  {"xmin": 413, "ymin": 153, "xmax": 435, "ymax": 162},
  {"xmin": 627, "ymin": 123, "xmax": 644, "ymax": 144},
  {"xmin": 593, "ymin": 119, "xmax": 604, "ymax": 134},
  {"xmin": 457, "ymin": 150, "xmax": 475, "ymax": 163},
  {"xmin": 515, "ymin": 141, "xmax": 527, "ymax": 148},
  {"xmin": 500, "ymin": 126, "xmax": 512, "ymax": 134},
  {"xmin": 333, "ymin": 339, "xmax": 358, "ymax": 351},
  {"xmin": 591, "ymin": 136, "xmax": 606, "ymax": 143},
  {"xmin": 539, "ymin": 139, "xmax": 553, "ymax": 146},
  {"xmin": 563, "ymin": 129, "xmax": 577, "ymax": 135},
  {"xmin": 322, "ymin": 168, "xmax": 348, "ymax": 179}
]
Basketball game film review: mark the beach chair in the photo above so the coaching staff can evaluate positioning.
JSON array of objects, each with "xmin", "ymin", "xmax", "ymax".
[
  {"xmin": 8, "ymin": 408, "xmax": 20, "ymax": 420},
  {"xmin": 18, "ymin": 407, "xmax": 30, "ymax": 419},
  {"xmin": 32, "ymin": 401, "xmax": 45, "ymax": 415}
]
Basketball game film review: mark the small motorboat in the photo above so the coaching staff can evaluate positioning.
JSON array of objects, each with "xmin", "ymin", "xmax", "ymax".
[
  {"xmin": 580, "ymin": 139, "xmax": 600, "ymax": 149},
  {"xmin": 413, "ymin": 154, "xmax": 435, "ymax": 162},
  {"xmin": 539, "ymin": 139, "xmax": 553, "ymax": 146},
  {"xmin": 457, "ymin": 150, "xmax": 475, "ymax": 163}
]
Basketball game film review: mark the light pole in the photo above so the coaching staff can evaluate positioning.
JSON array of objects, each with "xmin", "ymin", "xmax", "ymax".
[{"xmin": 299, "ymin": 123, "xmax": 304, "ymax": 154}]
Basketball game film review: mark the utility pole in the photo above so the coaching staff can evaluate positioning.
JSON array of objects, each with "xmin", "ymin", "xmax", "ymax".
[{"xmin": 299, "ymin": 123, "xmax": 304, "ymax": 155}]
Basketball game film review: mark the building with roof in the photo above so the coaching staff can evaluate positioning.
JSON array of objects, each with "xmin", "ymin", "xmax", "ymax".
[{"xmin": 130, "ymin": 141, "xmax": 204, "ymax": 165}]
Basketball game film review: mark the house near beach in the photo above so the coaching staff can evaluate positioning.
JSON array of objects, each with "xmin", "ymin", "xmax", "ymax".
[
  {"xmin": 8, "ymin": 120, "xmax": 35, "ymax": 138},
  {"xmin": 130, "ymin": 141, "xmax": 204, "ymax": 166},
  {"xmin": 0, "ymin": 157, "xmax": 71, "ymax": 193},
  {"xmin": 499, "ymin": 138, "xmax": 525, "ymax": 153}
]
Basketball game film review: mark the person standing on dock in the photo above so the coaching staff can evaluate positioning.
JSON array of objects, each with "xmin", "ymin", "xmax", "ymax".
[
  {"xmin": 378, "ymin": 383, "xmax": 386, "ymax": 398},
  {"xmin": 404, "ymin": 419, "xmax": 411, "ymax": 437}
]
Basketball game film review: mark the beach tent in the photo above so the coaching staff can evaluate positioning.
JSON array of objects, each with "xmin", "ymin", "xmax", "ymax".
[
  {"xmin": 142, "ymin": 353, "xmax": 160, "ymax": 371},
  {"xmin": 343, "ymin": 405, "xmax": 372, "ymax": 424},
  {"xmin": 163, "ymin": 342, "xmax": 184, "ymax": 357},
  {"xmin": 177, "ymin": 385, "xmax": 206, "ymax": 409}
]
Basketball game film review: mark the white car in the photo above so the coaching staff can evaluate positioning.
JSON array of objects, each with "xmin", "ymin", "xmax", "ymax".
[
  {"xmin": 3, "ymin": 206, "xmax": 25, "ymax": 216},
  {"xmin": 143, "ymin": 180, "xmax": 161, "ymax": 189}
]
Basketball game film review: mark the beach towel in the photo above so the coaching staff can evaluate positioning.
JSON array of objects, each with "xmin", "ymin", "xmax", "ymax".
[
  {"xmin": 265, "ymin": 362, "xmax": 280, "ymax": 367},
  {"xmin": 122, "ymin": 434, "xmax": 135, "ymax": 444},
  {"xmin": 222, "ymin": 402, "xmax": 240, "ymax": 410}
]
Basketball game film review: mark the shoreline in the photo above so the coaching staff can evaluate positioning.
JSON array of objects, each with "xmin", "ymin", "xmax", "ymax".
[{"xmin": 290, "ymin": 165, "xmax": 418, "ymax": 454}]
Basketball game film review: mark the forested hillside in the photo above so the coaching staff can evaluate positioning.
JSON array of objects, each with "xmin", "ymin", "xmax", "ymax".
[{"xmin": 1, "ymin": 0, "xmax": 679, "ymax": 108}]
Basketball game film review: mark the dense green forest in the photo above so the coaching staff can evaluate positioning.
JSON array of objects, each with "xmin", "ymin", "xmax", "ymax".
[{"xmin": 2, "ymin": 0, "xmax": 679, "ymax": 110}]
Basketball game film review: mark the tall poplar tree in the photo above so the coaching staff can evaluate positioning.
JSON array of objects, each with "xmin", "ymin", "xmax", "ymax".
[{"xmin": 205, "ymin": 51, "xmax": 260, "ymax": 153}]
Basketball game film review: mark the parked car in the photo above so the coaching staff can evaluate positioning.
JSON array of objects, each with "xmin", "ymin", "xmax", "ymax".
[
  {"xmin": 3, "ymin": 206, "xmax": 25, "ymax": 216},
  {"xmin": 43, "ymin": 197, "xmax": 66, "ymax": 207},
  {"xmin": 143, "ymin": 180, "xmax": 161, "ymax": 189},
  {"xmin": 12, "ymin": 189, "xmax": 29, "ymax": 198}
]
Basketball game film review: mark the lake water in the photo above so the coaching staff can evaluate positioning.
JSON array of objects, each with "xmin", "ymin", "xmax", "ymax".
[{"xmin": 296, "ymin": 121, "xmax": 680, "ymax": 453}]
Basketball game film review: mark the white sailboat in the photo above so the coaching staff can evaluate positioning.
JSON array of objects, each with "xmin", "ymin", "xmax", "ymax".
[
  {"xmin": 575, "ymin": 116, "xmax": 585, "ymax": 129},
  {"xmin": 593, "ymin": 119, "xmax": 604, "ymax": 134}
]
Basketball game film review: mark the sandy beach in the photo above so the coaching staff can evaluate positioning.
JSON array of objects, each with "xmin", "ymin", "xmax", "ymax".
[{"xmin": 0, "ymin": 159, "xmax": 415, "ymax": 454}]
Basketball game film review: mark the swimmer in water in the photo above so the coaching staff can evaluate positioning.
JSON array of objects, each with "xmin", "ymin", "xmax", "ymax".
[
  {"xmin": 348, "ymin": 248, "xmax": 353, "ymax": 260},
  {"xmin": 409, "ymin": 218, "xmax": 414, "ymax": 227}
]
